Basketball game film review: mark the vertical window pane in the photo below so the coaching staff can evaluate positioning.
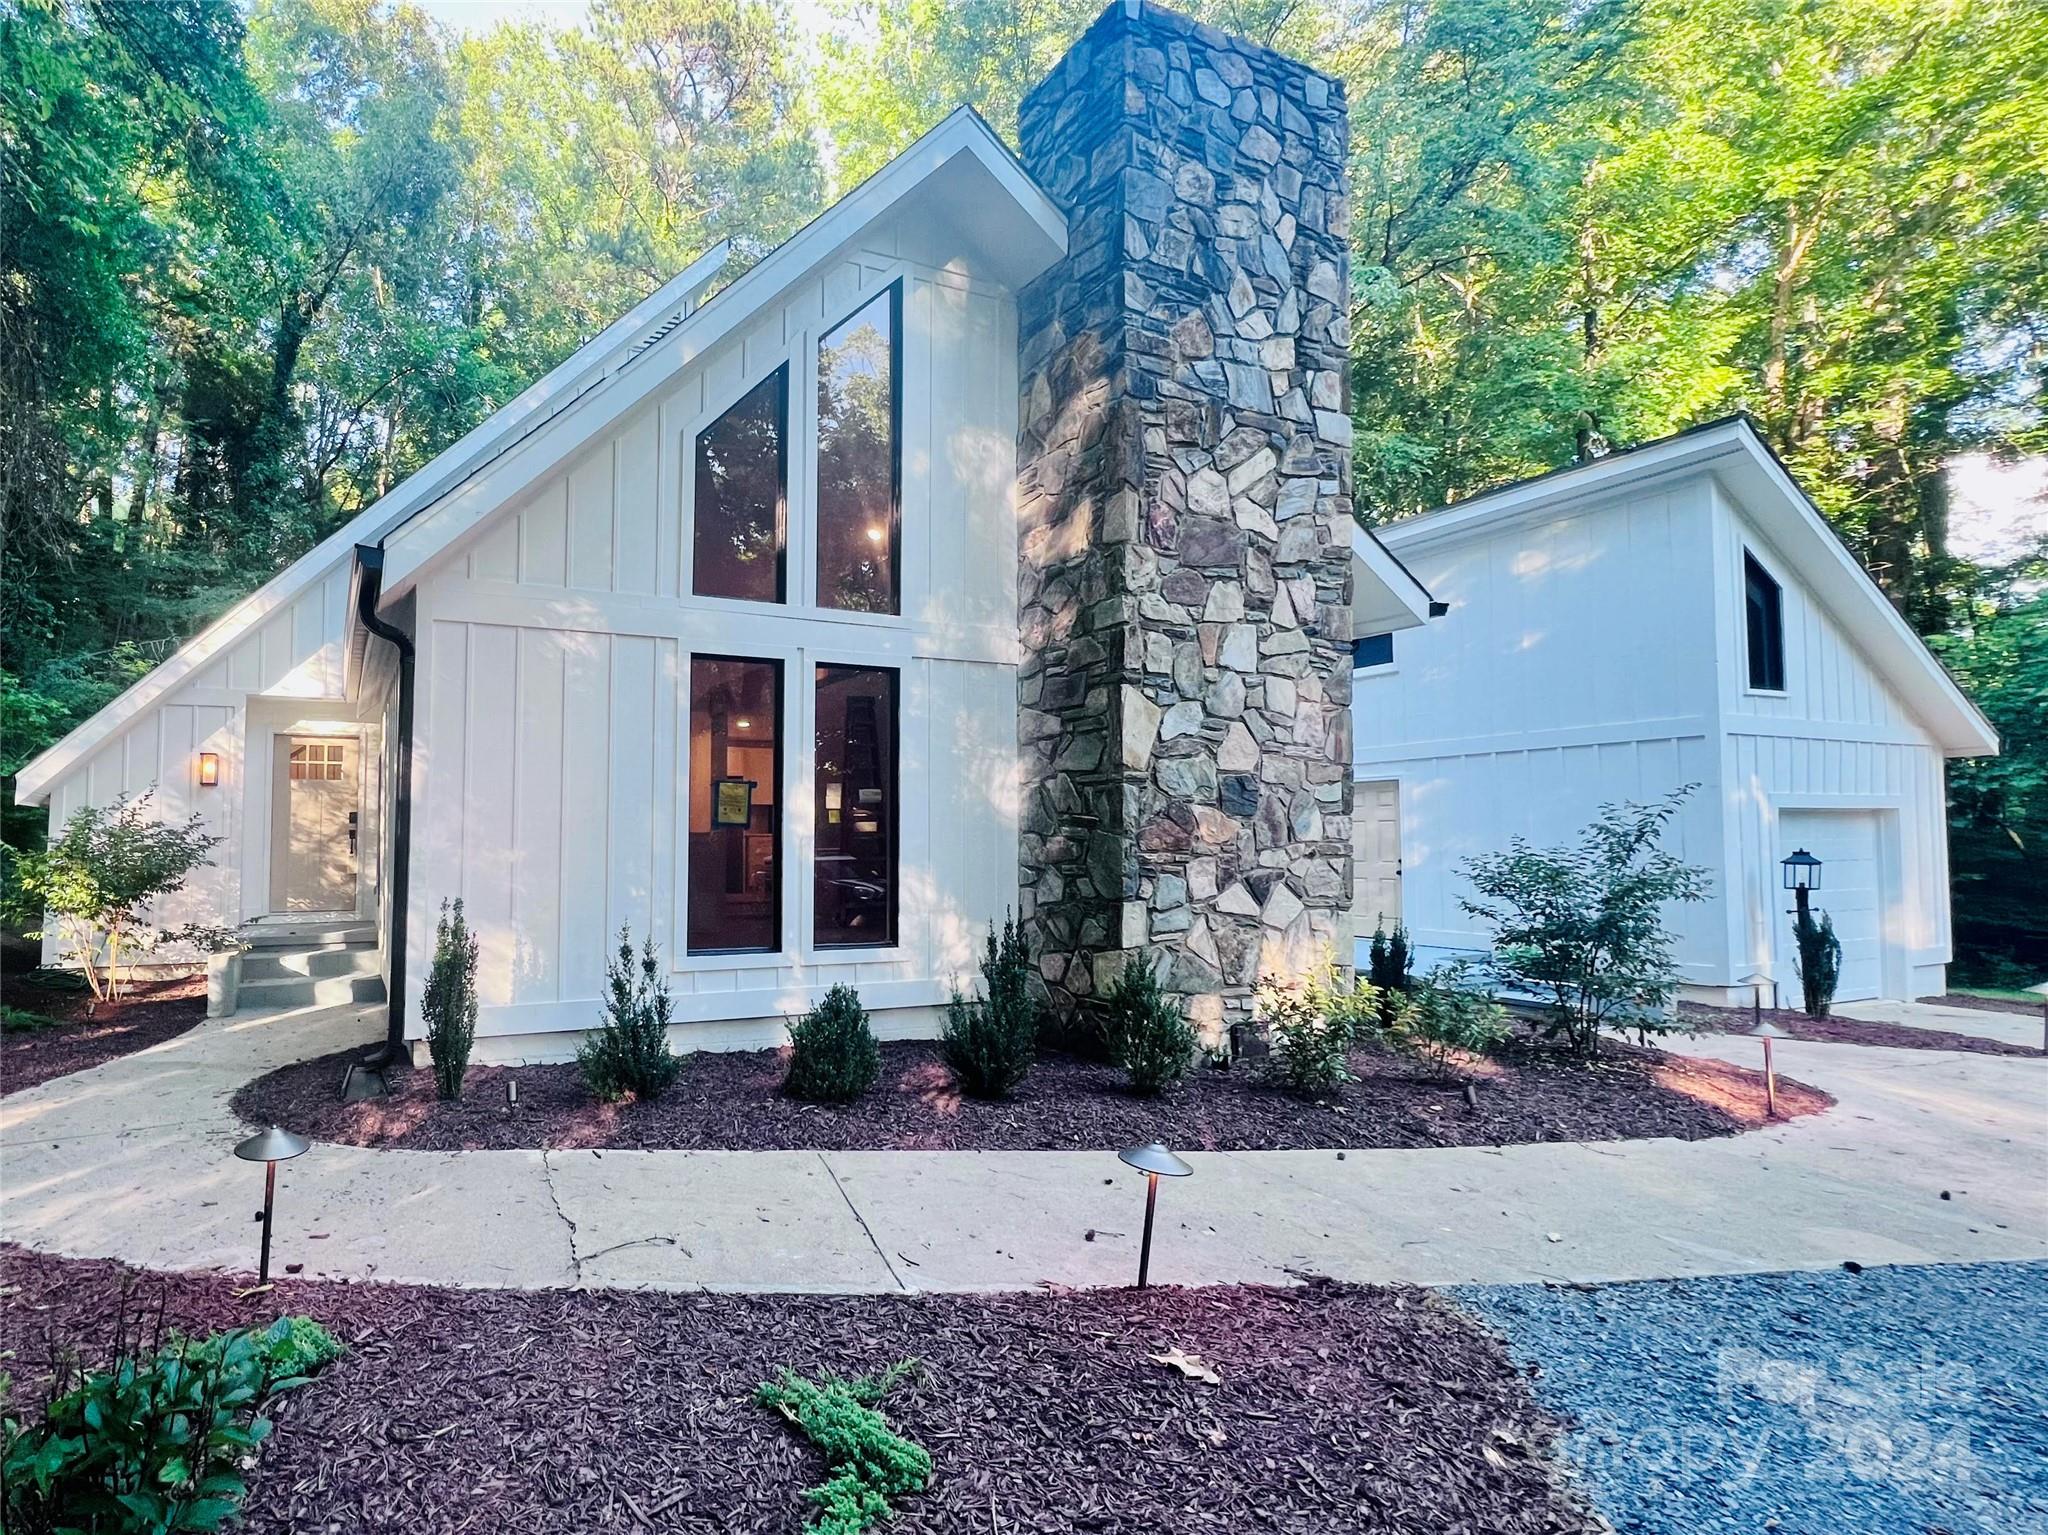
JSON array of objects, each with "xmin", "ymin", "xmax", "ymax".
[
  {"xmin": 688, "ymin": 656, "xmax": 782, "ymax": 953},
  {"xmin": 693, "ymin": 368, "xmax": 787, "ymax": 603},
  {"xmin": 1745, "ymin": 552, "xmax": 1784, "ymax": 691},
  {"xmin": 817, "ymin": 287, "xmax": 899, "ymax": 614},
  {"xmin": 814, "ymin": 665, "xmax": 897, "ymax": 948}
]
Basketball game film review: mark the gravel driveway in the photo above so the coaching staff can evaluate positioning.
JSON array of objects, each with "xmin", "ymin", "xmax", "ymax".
[{"xmin": 1457, "ymin": 1261, "xmax": 2048, "ymax": 1535}]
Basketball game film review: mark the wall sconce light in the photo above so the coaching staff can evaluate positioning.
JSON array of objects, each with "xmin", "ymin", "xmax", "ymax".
[
  {"xmin": 1117, "ymin": 1141, "xmax": 1192, "ymax": 1289},
  {"xmin": 198, "ymin": 751, "xmax": 221, "ymax": 788}
]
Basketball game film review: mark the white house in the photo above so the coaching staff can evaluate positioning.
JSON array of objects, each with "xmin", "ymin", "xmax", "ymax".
[
  {"xmin": 1348, "ymin": 417, "xmax": 2000, "ymax": 1005},
  {"xmin": 18, "ymin": 4, "xmax": 1432, "ymax": 1064}
]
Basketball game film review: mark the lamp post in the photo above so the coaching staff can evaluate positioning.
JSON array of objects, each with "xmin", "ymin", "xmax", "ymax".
[
  {"xmin": 233, "ymin": 1126, "xmax": 309, "ymax": 1284},
  {"xmin": 1781, "ymin": 847, "xmax": 1822, "ymax": 928},
  {"xmin": 1116, "ymin": 1142, "xmax": 1192, "ymax": 1290},
  {"xmin": 1751, "ymin": 1021, "xmax": 1786, "ymax": 1119}
]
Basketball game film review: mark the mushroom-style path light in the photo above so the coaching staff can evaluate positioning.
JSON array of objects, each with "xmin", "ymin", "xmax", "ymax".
[
  {"xmin": 1739, "ymin": 969, "xmax": 1775, "ymax": 1035},
  {"xmin": 234, "ymin": 1126, "xmax": 309, "ymax": 1284},
  {"xmin": 1750, "ymin": 1020, "xmax": 1787, "ymax": 1120},
  {"xmin": 1117, "ymin": 1142, "xmax": 1192, "ymax": 1290}
]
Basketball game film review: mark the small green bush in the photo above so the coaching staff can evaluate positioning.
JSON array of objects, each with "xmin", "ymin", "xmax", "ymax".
[
  {"xmin": 1794, "ymin": 906, "xmax": 1842, "ymax": 1018},
  {"xmin": 1392, "ymin": 967, "xmax": 1511, "ymax": 1079},
  {"xmin": 756, "ymin": 1361, "xmax": 929, "ymax": 1535},
  {"xmin": 1255, "ymin": 975, "xmax": 1354, "ymax": 1095},
  {"xmin": 1367, "ymin": 920, "xmax": 1413, "ymax": 1023},
  {"xmin": 941, "ymin": 914, "xmax": 1037, "ymax": 1098},
  {"xmin": 1, "ymin": 1316, "xmax": 340, "ymax": 1535},
  {"xmin": 577, "ymin": 926, "xmax": 683, "ymax": 1103},
  {"xmin": 1303, "ymin": 954, "xmax": 1382, "ymax": 1044},
  {"xmin": 786, "ymin": 984, "xmax": 880, "ymax": 1103},
  {"xmin": 0, "ymin": 1006, "xmax": 61, "ymax": 1034},
  {"xmin": 1100, "ymin": 959, "xmax": 1197, "ymax": 1094},
  {"xmin": 422, "ymin": 898, "xmax": 479, "ymax": 1101}
]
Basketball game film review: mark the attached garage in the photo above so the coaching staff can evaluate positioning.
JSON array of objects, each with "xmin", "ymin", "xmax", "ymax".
[{"xmin": 1776, "ymin": 809, "xmax": 1888, "ymax": 1004}]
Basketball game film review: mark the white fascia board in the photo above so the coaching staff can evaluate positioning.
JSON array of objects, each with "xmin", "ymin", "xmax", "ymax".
[
  {"xmin": 1350, "ymin": 524, "xmax": 1435, "ymax": 633},
  {"xmin": 12, "ymin": 246, "xmax": 733, "ymax": 805},
  {"xmin": 377, "ymin": 108, "xmax": 1067, "ymax": 602}
]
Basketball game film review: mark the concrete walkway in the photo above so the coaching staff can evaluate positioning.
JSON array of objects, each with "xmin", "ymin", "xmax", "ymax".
[{"xmin": 2, "ymin": 1002, "xmax": 2043, "ymax": 1294}]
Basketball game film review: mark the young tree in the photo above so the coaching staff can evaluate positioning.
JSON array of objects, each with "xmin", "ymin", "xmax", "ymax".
[
  {"xmin": 3, "ymin": 791, "xmax": 222, "ymax": 1008},
  {"xmin": 1459, "ymin": 787, "xmax": 1711, "ymax": 1058},
  {"xmin": 421, "ymin": 898, "xmax": 479, "ymax": 1100}
]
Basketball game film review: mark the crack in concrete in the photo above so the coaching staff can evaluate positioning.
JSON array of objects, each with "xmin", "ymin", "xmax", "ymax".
[
  {"xmin": 538, "ymin": 1150, "xmax": 583, "ymax": 1283},
  {"xmin": 817, "ymin": 1153, "xmax": 909, "ymax": 1292}
]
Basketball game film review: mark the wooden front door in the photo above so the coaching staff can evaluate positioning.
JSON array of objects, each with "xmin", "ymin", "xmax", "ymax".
[{"xmin": 278, "ymin": 738, "xmax": 359, "ymax": 912}]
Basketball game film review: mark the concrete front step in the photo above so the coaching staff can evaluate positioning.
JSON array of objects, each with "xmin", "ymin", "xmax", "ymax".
[
  {"xmin": 236, "ymin": 971, "xmax": 387, "ymax": 1012},
  {"xmin": 239, "ymin": 918, "xmax": 376, "ymax": 949},
  {"xmin": 241, "ymin": 943, "xmax": 381, "ymax": 983}
]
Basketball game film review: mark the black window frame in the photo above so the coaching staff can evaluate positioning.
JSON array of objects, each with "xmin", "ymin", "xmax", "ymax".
[
  {"xmin": 1744, "ymin": 551, "xmax": 1786, "ymax": 693},
  {"xmin": 811, "ymin": 662, "xmax": 900, "ymax": 951},
  {"xmin": 1352, "ymin": 631, "xmax": 1394, "ymax": 670},
  {"xmin": 814, "ymin": 281, "xmax": 903, "ymax": 615},
  {"xmin": 691, "ymin": 364, "xmax": 790, "ymax": 606},
  {"xmin": 685, "ymin": 652, "xmax": 785, "ymax": 957}
]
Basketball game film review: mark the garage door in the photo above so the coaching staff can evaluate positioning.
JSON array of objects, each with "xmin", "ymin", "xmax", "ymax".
[
  {"xmin": 1776, "ymin": 809, "xmax": 1886, "ymax": 1003},
  {"xmin": 1353, "ymin": 779, "xmax": 1401, "ymax": 939}
]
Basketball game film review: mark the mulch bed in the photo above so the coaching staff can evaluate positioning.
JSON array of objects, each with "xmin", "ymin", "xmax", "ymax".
[
  {"xmin": 0, "ymin": 975, "xmax": 206, "ymax": 1096},
  {"xmin": 0, "ymin": 1243, "xmax": 1598, "ymax": 1535},
  {"xmin": 1680, "ymin": 1001, "xmax": 2043, "ymax": 1058},
  {"xmin": 234, "ymin": 1035, "xmax": 1828, "ymax": 1153},
  {"xmin": 1931, "ymin": 991, "xmax": 2045, "ymax": 1017}
]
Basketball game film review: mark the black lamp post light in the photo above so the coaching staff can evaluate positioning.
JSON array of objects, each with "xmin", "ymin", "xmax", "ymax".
[
  {"xmin": 1781, "ymin": 846, "xmax": 1822, "ymax": 923},
  {"xmin": 234, "ymin": 1125, "xmax": 309, "ymax": 1284},
  {"xmin": 1117, "ymin": 1141, "xmax": 1192, "ymax": 1289}
]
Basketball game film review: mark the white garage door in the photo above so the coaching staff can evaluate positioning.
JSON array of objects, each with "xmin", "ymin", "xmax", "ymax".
[
  {"xmin": 1353, "ymin": 779, "xmax": 1401, "ymax": 939},
  {"xmin": 1776, "ymin": 809, "xmax": 1886, "ymax": 1003}
]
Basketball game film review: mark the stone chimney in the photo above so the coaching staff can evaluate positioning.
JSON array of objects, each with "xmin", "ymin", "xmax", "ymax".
[{"xmin": 1015, "ymin": 0, "xmax": 1354, "ymax": 1045}]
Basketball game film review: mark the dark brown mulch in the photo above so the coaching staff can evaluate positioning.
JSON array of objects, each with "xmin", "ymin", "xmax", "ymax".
[
  {"xmin": 0, "ymin": 1244, "xmax": 1598, "ymax": 1535},
  {"xmin": 0, "ymin": 975, "xmax": 206, "ymax": 1096},
  {"xmin": 1932, "ymin": 991, "xmax": 2046, "ymax": 1017},
  {"xmin": 1680, "ymin": 1001, "xmax": 2043, "ymax": 1058},
  {"xmin": 234, "ymin": 1035, "xmax": 1828, "ymax": 1153}
]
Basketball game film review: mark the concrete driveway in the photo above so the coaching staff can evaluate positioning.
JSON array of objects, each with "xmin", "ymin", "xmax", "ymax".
[{"xmin": 2, "ymin": 1001, "xmax": 2043, "ymax": 1294}]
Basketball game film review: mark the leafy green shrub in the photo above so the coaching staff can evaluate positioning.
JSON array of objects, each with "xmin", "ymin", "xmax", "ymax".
[
  {"xmin": 1100, "ymin": 959, "xmax": 1197, "ymax": 1094},
  {"xmin": 2, "ymin": 790, "xmax": 222, "ymax": 1010},
  {"xmin": 1255, "ymin": 975, "xmax": 1354, "ymax": 1095},
  {"xmin": 1459, "ymin": 786, "xmax": 1712, "ymax": 1058},
  {"xmin": 1367, "ymin": 920, "xmax": 1414, "ymax": 1022},
  {"xmin": 756, "ymin": 1361, "xmax": 929, "ymax": 1535},
  {"xmin": 1303, "ymin": 954, "xmax": 1382, "ymax": 1044},
  {"xmin": 1392, "ymin": 967, "xmax": 1511, "ymax": 1079},
  {"xmin": 1794, "ymin": 906, "xmax": 1842, "ymax": 1018},
  {"xmin": 785, "ymin": 984, "xmax": 880, "ymax": 1103},
  {"xmin": 940, "ymin": 914, "xmax": 1037, "ymax": 1098},
  {"xmin": 1, "ymin": 1316, "xmax": 339, "ymax": 1534},
  {"xmin": 422, "ymin": 898, "xmax": 479, "ymax": 1101},
  {"xmin": 577, "ymin": 926, "xmax": 682, "ymax": 1102}
]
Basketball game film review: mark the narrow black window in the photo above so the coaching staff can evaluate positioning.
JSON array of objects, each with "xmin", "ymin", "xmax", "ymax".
[
  {"xmin": 688, "ymin": 655, "xmax": 782, "ymax": 953},
  {"xmin": 813, "ymin": 665, "xmax": 897, "ymax": 948},
  {"xmin": 1353, "ymin": 631, "xmax": 1394, "ymax": 669},
  {"xmin": 693, "ymin": 368, "xmax": 787, "ymax": 603},
  {"xmin": 816, "ymin": 286, "xmax": 899, "ymax": 613},
  {"xmin": 1744, "ymin": 552, "xmax": 1785, "ymax": 691}
]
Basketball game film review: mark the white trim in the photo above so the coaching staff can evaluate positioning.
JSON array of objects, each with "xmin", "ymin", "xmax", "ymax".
[{"xmin": 1349, "ymin": 524, "xmax": 1435, "ymax": 633}]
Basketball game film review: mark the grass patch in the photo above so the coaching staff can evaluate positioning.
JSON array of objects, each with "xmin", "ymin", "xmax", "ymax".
[
  {"xmin": 756, "ymin": 1360, "xmax": 929, "ymax": 1535},
  {"xmin": 1955, "ymin": 986, "xmax": 2041, "ymax": 1004},
  {"xmin": 0, "ymin": 1005, "xmax": 63, "ymax": 1034}
]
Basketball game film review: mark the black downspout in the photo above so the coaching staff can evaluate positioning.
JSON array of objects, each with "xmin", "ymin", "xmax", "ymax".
[{"xmin": 353, "ymin": 545, "xmax": 414, "ymax": 1073}]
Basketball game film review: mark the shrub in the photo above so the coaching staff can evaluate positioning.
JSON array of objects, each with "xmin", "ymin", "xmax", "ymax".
[
  {"xmin": 1100, "ymin": 959, "xmax": 1197, "ymax": 1094},
  {"xmin": 1392, "ymin": 966, "xmax": 1511, "ymax": 1080},
  {"xmin": 1255, "ymin": 975, "xmax": 1354, "ymax": 1095},
  {"xmin": 577, "ymin": 926, "xmax": 682, "ymax": 1102},
  {"xmin": 786, "ymin": 984, "xmax": 880, "ymax": 1103},
  {"xmin": 1794, "ymin": 906, "xmax": 1842, "ymax": 1018},
  {"xmin": 756, "ymin": 1361, "xmax": 929, "ymax": 1535},
  {"xmin": 1303, "ymin": 953, "xmax": 1382, "ymax": 1044},
  {"xmin": 421, "ymin": 898, "xmax": 479, "ymax": 1101},
  {"xmin": 1366, "ymin": 920, "xmax": 1414, "ymax": 1022},
  {"xmin": 1, "ymin": 1316, "xmax": 339, "ymax": 1535},
  {"xmin": 2, "ymin": 791, "xmax": 222, "ymax": 1010},
  {"xmin": 940, "ymin": 914, "xmax": 1037, "ymax": 1098},
  {"xmin": 1459, "ymin": 786, "xmax": 1712, "ymax": 1058}
]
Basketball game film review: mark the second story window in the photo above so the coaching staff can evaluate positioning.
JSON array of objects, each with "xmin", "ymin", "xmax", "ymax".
[
  {"xmin": 694, "ymin": 367, "xmax": 787, "ymax": 604},
  {"xmin": 816, "ymin": 285, "xmax": 899, "ymax": 614},
  {"xmin": 1744, "ymin": 551, "xmax": 1785, "ymax": 692}
]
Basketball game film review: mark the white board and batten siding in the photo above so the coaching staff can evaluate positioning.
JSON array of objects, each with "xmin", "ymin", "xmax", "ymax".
[
  {"xmin": 1353, "ymin": 478, "xmax": 1728, "ymax": 982},
  {"xmin": 1710, "ymin": 484, "xmax": 1953, "ymax": 1001},
  {"xmin": 36, "ymin": 565, "xmax": 358, "ymax": 959},
  {"xmin": 402, "ymin": 220, "xmax": 1023, "ymax": 1058}
]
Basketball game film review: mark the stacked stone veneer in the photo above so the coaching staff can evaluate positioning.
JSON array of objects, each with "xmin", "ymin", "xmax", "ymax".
[{"xmin": 1015, "ymin": 0, "xmax": 1354, "ymax": 1045}]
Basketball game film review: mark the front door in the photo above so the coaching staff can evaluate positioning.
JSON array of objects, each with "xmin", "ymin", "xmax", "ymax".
[
  {"xmin": 277, "ymin": 737, "xmax": 359, "ymax": 912},
  {"xmin": 1352, "ymin": 778, "xmax": 1402, "ymax": 938}
]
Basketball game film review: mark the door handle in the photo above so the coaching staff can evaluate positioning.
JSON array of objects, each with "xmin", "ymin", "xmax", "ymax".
[{"xmin": 348, "ymin": 810, "xmax": 359, "ymax": 857}]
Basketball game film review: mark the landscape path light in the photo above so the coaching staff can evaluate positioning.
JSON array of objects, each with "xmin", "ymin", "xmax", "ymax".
[
  {"xmin": 233, "ymin": 1125, "xmax": 309, "ymax": 1284},
  {"xmin": 1739, "ymin": 969, "xmax": 1775, "ymax": 1034},
  {"xmin": 1117, "ymin": 1142, "xmax": 1192, "ymax": 1290},
  {"xmin": 1750, "ymin": 1021, "xmax": 1787, "ymax": 1120}
]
